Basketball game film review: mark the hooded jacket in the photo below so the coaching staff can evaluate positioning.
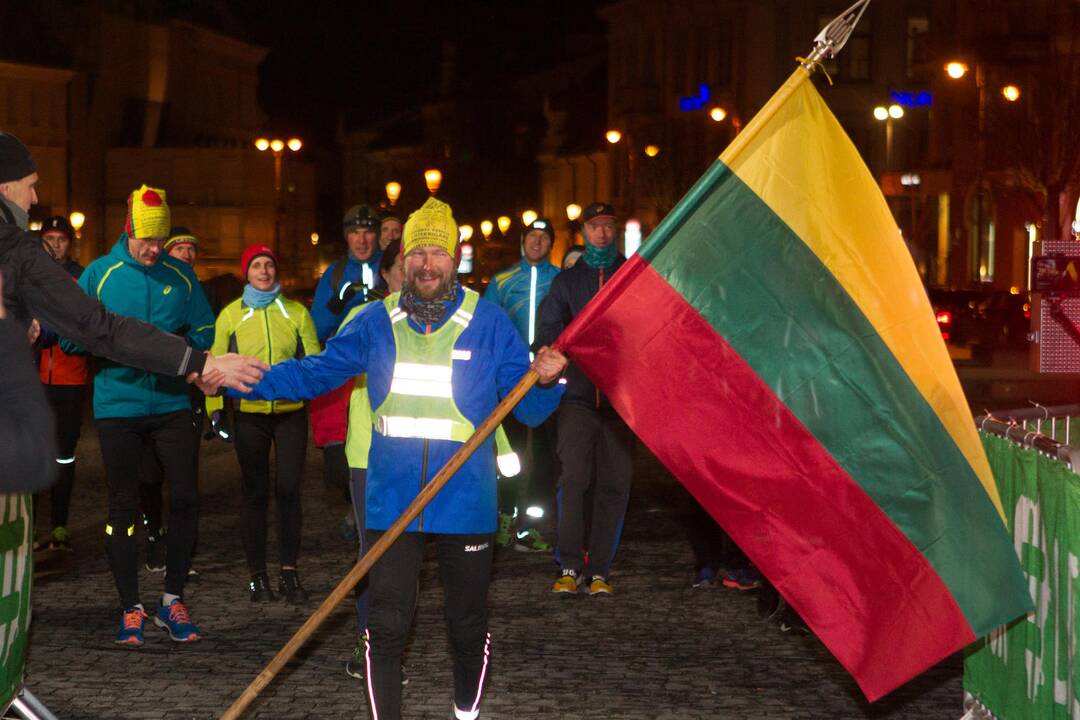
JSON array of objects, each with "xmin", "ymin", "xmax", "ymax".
[
  {"xmin": 0, "ymin": 203, "xmax": 206, "ymax": 378},
  {"xmin": 311, "ymin": 250, "xmax": 383, "ymax": 342},
  {"xmin": 66, "ymin": 235, "xmax": 214, "ymax": 419}
]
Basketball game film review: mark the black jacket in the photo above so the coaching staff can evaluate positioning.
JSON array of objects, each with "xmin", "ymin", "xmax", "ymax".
[
  {"xmin": 0, "ymin": 216, "xmax": 205, "ymax": 377},
  {"xmin": 535, "ymin": 255, "xmax": 627, "ymax": 409},
  {"xmin": 0, "ymin": 318, "xmax": 56, "ymax": 491}
]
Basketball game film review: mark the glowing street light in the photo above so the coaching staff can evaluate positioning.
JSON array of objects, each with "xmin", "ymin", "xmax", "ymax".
[
  {"xmin": 709, "ymin": 106, "xmax": 728, "ymax": 122},
  {"xmin": 497, "ymin": 216, "xmax": 511, "ymax": 234},
  {"xmin": 521, "ymin": 209, "xmax": 538, "ymax": 227},
  {"xmin": 566, "ymin": 203, "xmax": 582, "ymax": 221},
  {"xmin": 254, "ymin": 138, "xmax": 270, "ymax": 151},
  {"xmin": 385, "ymin": 181, "xmax": 401, "ymax": 206},
  {"xmin": 873, "ymin": 106, "xmax": 889, "ymax": 121},
  {"xmin": 310, "ymin": 232, "xmax": 319, "ymax": 246},
  {"xmin": 459, "ymin": 224, "xmax": 474, "ymax": 242},
  {"xmin": 605, "ymin": 130, "xmax": 622, "ymax": 144},
  {"xmin": 480, "ymin": 220, "xmax": 493, "ymax": 239},
  {"xmin": 69, "ymin": 212, "xmax": 86, "ymax": 231},
  {"xmin": 287, "ymin": 138, "xmax": 303, "ymax": 152},
  {"xmin": 945, "ymin": 61, "xmax": 968, "ymax": 79},
  {"xmin": 1002, "ymin": 84, "xmax": 1021, "ymax": 102},
  {"xmin": 644, "ymin": 144, "xmax": 660, "ymax": 157},
  {"xmin": 888, "ymin": 104, "xmax": 904, "ymax": 119},
  {"xmin": 270, "ymin": 139, "xmax": 285, "ymax": 153},
  {"xmin": 424, "ymin": 168, "xmax": 442, "ymax": 194}
]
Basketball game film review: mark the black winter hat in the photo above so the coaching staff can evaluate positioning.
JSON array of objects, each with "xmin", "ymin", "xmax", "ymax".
[
  {"xmin": 0, "ymin": 133, "xmax": 37, "ymax": 184},
  {"xmin": 41, "ymin": 215, "xmax": 74, "ymax": 238},
  {"xmin": 522, "ymin": 218, "xmax": 555, "ymax": 243}
]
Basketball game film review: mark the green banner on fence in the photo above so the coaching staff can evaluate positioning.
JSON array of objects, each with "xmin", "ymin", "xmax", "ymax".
[{"xmin": 964, "ymin": 433, "xmax": 1080, "ymax": 719}]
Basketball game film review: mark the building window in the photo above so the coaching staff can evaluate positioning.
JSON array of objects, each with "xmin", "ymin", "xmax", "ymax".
[{"xmin": 906, "ymin": 17, "xmax": 929, "ymax": 79}]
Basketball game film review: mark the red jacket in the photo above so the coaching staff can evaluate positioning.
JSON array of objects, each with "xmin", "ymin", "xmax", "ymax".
[
  {"xmin": 38, "ymin": 259, "xmax": 88, "ymax": 386},
  {"xmin": 309, "ymin": 381, "xmax": 351, "ymax": 447}
]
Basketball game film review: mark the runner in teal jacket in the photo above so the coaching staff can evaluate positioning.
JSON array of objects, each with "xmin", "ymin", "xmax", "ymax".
[{"xmin": 65, "ymin": 234, "xmax": 214, "ymax": 419}]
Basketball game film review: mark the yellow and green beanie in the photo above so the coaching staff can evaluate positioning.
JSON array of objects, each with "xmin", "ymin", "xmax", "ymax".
[
  {"xmin": 125, "ymin": 184, "xmax": 170, "ymax": 239},
  {"xmin": 402, "ymin": 197, "xmax": 458, "ymax": 257}
]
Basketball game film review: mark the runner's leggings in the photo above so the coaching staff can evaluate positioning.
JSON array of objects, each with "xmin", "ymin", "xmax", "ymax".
[
  {"xmin": 96, "ymin": 410, "xmax": 199, "ymax": 608},
  {"xmin": 365, "ymin": 531, "xmax": 493, "ymax": 720},
  {"xmin": 233, "ymin": 408, "xmax": 308, "ymax": 574},
  {"xmin": 43, "ymin": 384, "xmax": 85, "ymax": 528}
]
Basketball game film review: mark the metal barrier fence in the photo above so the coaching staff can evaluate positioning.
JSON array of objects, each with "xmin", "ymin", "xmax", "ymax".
[{"xmin": 963, "ymin": 405, "xmax": 1080, "ymax": 720}]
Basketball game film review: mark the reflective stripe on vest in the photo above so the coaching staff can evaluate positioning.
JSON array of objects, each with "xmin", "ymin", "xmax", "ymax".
[{"xmin": 373, "ymin": 290, "xmax": 480, "ymax": 442}]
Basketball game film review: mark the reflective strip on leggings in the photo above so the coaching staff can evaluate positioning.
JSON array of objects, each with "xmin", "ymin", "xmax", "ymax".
[{"xmin": 105, "ymin": 524, "xmax": 134, "ymax": 537}]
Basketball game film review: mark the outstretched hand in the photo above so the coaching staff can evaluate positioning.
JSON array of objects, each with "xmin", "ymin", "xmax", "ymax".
[
  {"xmin": 531, "ymin": 345, "xmax": 568, "ymax": 385},
  {"xmin": 187, "ymin": 353, "xmax": 269, "ymax": 394}
]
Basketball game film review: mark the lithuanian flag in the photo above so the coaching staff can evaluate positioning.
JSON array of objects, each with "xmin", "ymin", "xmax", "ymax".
[{"xmin": 556, "ymin": 68, "xmax": 1032, "ymax": 700}]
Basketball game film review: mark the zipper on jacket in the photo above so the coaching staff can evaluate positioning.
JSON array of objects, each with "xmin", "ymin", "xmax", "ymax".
[
  {"xmin": 596, "ymin": 267, "xmax": 605, "ymax": 409},
  {"xmin": 419, "ymin": 439, "xmax": 429, "ymax": 532},
  {"xmin": 263, "ymin": 306, "xmax": 275, "ymax": 414}
]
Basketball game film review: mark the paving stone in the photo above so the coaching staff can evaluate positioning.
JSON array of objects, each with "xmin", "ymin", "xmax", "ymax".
[{"xmin": 20, "ymin": 427, "xmax": 963, "ymax": 718}]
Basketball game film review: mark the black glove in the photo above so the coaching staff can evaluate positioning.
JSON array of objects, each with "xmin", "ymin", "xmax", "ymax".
[
  {"xmin": 205, "ymin": 410, "xmax": 232, "ymax": 443},
  {"xmin": 327, "ymin": 283, "xmax": 361, "ymax": 315}
]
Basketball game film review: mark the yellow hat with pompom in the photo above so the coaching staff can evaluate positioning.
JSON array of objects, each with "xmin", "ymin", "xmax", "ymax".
[{"xmin": 125, "ymin": 184, "xmax": 170, "ymax": 240}]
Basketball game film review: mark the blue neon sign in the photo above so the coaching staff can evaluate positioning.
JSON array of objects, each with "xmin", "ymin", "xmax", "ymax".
[
  {"xmin": 679, "ymin": 84, "xmax": 711, "ymax": 112},
  {"xmin": 889, "ymin": 91, "xmax": 932, "ymax": 108}
]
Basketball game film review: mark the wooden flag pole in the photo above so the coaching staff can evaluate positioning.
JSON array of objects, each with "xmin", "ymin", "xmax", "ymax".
[{"xmin": 220, "ymin": 370, "xmax": 541, "ymax": 720}]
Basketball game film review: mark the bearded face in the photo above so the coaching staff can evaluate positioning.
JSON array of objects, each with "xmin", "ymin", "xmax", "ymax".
[{"xmin": 404, "ymin": 246, "xmax": 456, "ymax": 301}]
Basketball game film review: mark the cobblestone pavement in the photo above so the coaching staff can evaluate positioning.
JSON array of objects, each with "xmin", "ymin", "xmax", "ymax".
[{"xmin": 21, "ymin": 428, "xmax": 963, "ymax": 719}]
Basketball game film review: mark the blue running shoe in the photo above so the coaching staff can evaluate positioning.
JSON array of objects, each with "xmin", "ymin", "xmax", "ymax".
[
  {"xmin": 154, "ymin": 599, "xmax": 201, "ymax": 642},
  {"xmin": 116, "ymin": 606, "xmax": 148, "ymax": 647},
  {"xmin": 721, "ymin": 567, "xmax": 762, "ymax": 591}
]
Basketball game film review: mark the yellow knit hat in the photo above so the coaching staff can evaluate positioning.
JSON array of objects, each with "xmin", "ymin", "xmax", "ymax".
[
  {"xmin": 125, "ymin": 184, "xmax": 170, "ymax": 240},
  {"xmin": 402, "ymin": 197, "xmax": 458, "ymax": 257}
]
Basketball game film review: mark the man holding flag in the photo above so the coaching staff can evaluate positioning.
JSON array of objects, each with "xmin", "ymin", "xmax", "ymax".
[{"xmin": 228, "ymin": 197, "xmax": 568, "ymax": 720}]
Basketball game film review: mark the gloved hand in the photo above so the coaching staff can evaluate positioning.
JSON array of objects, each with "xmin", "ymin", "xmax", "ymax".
[
  {"xmin": 205, "ymin": 410, "xmax": 232, "ymax": 443},
  {"xmin": 327, "ymin": 283, "xmax": 365, "ymax": 315}
]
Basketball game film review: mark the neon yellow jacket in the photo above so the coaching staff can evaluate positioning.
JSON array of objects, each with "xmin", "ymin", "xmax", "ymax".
[{"xmin": 206, "ymin": 295, "xmax": 320, "ymax": 415}]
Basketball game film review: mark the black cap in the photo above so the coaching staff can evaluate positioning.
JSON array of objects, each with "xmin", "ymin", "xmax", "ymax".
[
  {"xmin": 41, "ymin": 215, "xmax": 73, "ymax": 238},
  {"xmin": 0, "ymin": 133, "xmax": 37, "ymax": 184},
  {"xmin": 581, "ymin": 202, "xmax": 616, "ymax": 223},
  {"xmin": 522, "ymin": 217, "xmax": 555, "ymax": 242},
  {"xmin": 343, "ymin": 204, "xmax": 380, "ymax": 232}
]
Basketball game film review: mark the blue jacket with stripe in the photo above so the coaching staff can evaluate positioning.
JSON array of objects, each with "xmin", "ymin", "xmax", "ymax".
[
  {"xmin": 311, "ymin": 251, "xmax": 383, "ymax": 342},
  {"xmin": 228, "ymin": 287, "xmax": 564, "ymax": 534},
  {"xmin": 65, "ymin": 236, "xmax": 214, "ymax": 419},
  {"xmin": 483, "ymin": 258, "xmax": 560, "ymax": 345}
]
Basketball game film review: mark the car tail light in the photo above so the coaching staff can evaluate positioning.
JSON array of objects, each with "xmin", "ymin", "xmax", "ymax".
[{"xmin": 936, "ymin": 310, "xmax": 952, "ymax": 326}]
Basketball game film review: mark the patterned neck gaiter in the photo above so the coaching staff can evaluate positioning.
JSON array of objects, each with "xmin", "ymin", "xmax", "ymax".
[{"xmin": 400, "ymin": 276, "xmax": 460, "ymax": 325}]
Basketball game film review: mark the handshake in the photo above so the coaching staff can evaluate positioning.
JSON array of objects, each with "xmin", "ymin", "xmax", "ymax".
[{"xmin": 186, "ymin": 353, "xmax": 270, "ymax": 396}]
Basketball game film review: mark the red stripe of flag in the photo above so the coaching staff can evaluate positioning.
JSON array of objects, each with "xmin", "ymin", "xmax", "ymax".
[{"xmin": 556, "ymin": 255, "xmax": 975, "ymax": 700}]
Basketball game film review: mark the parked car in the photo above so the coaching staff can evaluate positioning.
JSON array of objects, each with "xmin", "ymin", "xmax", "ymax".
[{"xmin": 927, "ymin": 288, "xmax": 1031, "ymax": 365}]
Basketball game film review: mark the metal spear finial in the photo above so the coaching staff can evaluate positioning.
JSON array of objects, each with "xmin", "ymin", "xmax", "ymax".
[{"xmin": 802, "ymin": 0, "xmax": 871, "ymax": 70}]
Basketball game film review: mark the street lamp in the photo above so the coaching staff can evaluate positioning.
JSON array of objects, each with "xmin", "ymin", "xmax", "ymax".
[
  {"xmin": 385, "ymin": 181, "xmax": 401, "ymax": 206},
  {"xmin": 1002, "ymin": 84, "xmax": 1021, "ymax": 102},
  {"xmin": 709, "ymin": 106, "xmax": 728, "ymax": 122},
  {"xmin": 566, "ymin": 203, "xmax": 582, "ymax": 221},
  {"xmin": 69, "ymin": 211, "xmax": 85, "ymax": 235},
  {"xmin": 521, "ymin": 209, "xmax": 537, "ymax": 227},
  {"xmin": 644, "ymin": 144, "xmax": 660, "ymax": 157},
  {"xmin": 480, "ymin": 220, "xmax": 493, "ymax": 240},
  {"xmin": 310, "ymin": 232, "xmax": 319, "ymax": 246},
  {"xmin": 497, "ymin": 216, "xmax": 511, "ymax": 235},
  {"xmin": 605, "ymin": 130, "xmax": 622, "ymax": 144},
  {"xmin": 255, "ymin": 135, "xmax": 303, "ymax": 277},
  {"xmin": 424, "ymin": 168, "xmax": 442, "ymax": 194},
  {"xmin": 872, "ymin": 105, "xmax": 904, "ymax": 170},
  {"xmin": 945, "ymin": 61, "xmax": 968, "ymax": 79},
  {"xmin": 459, "ymin": 224, "xmax": 474, "ymax": 242}
]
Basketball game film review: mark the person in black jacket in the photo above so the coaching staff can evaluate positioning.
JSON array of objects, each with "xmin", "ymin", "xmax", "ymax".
[
  {"xmin": 535, "ymin": 202, "xmax": 635, "ymax": 597},
  {"xmin": 0, "ymin": 132, "xmax": 266, "ymax": 395}
]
